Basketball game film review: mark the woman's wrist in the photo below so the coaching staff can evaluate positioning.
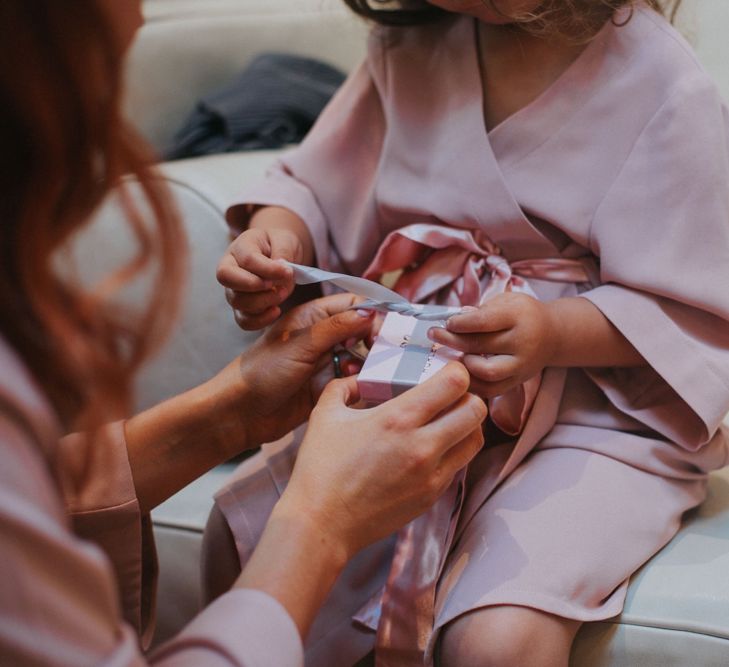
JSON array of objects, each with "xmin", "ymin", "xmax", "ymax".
[
  {"xmin": 272, "ymin": 491, "xmax": 351, "ymax": 571},
  {"xmin": 124, "ymin": 373, "xmax": 253, "ymax": 512},
  {"xmin": 235, "ymin": 490, "xmax": 349, "ymax": 638},
  {"xmin": 199, "ymin": 359, "xmax": 256, "ymax": 459}
]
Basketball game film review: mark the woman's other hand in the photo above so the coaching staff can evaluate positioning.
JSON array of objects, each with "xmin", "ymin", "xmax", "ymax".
[
  {"xmin": 210, "ymin": 293, "xmax": 376, "ymax": 454},
  {"xmin": 280, "ymin": 364, "xmax": 487, "ymax": 561}
]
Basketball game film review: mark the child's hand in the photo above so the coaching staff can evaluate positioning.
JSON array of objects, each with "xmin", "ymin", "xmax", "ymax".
[
  {"xmin": 427, "ymin": 293, "xmax": 558, "ymax": 399},
  {"xmin": 216, "ymin": 227, "xmax": 303, "ymax": 330}
]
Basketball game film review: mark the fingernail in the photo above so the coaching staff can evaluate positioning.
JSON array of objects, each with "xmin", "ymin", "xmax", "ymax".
[
  {"xmin": 356, "ymin": 308, "xmax": 374, "ymax": 317},
  {"xmin": 460, "ymin": 306, "xmax": 478, "ymax": 312},
  {"xmin": 427, "ymin": 327, "xmax": 443, "ymax": 340}
]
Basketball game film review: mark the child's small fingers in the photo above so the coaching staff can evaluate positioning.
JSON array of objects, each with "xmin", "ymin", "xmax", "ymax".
[
  {"xmin": 463, "ymin": 354, "xmax": 516, "ymax": 384},
  {"xmin": 427, "ymin": 327, "xmax": 514, "ymax": 355},
  {"xmin": 446, "ymin": 303, "xmax": 512, "ymax": 334},
  {"xmin": 217, "ymin": 255, "xmax": 272, "ymax": 292},
  {"xmin": 231, "ymin": 249, "xmax": 294, "ymax": 283},
  {"xmin": 227, "ymin": 285, "xmax": 290, "ymax": 315},
  {"xmin": 233, "ymin": 306, "xmax": 281, "ymax": 331}
]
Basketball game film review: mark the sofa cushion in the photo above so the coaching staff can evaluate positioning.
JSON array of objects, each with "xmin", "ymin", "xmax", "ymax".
[
  {"xmin": 77, "ymin": 152, "xmax": 272, "ymax": 411},
  {"xmin": 571, "ymin": 465, "xmax": 729, "ymax": 664},
  {"xmin": 127, "ymin": 0, "xmax": 367, "ymax": 151}
]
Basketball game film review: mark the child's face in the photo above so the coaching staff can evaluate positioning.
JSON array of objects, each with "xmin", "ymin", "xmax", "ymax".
[{"xmin": 426, "ymin": 0, "xmax": 544, "ymax": 23}]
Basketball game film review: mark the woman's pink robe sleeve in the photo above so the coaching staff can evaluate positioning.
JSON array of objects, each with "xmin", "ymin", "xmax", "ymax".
[
  {"xmin": 58, "ymin": 423, "xmax": 158, "ymax": 644},
  {"xmin": 226, "ymin": 37, "xmax": 387, "ymax": 275},
  {"xmin": 581, "ymin": 73, "xmax": 729, "ymax": 450},
  {"xmin": 0, "ymin": 345, "xmax": 304, "ymax": 666}
]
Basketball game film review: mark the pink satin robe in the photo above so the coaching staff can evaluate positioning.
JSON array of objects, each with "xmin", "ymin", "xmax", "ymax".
[
  {"xmin": 215, "ymin": 5, "xmax": 729, "ymax": 665},
  {"xmin": 0, "ymin": 337, "xmax": 304, "ymax": 666}
]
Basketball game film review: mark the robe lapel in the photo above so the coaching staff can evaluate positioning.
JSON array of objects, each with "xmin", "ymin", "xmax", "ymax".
[{"xmin": 381, "ymin": 16, "xmax": 559, "ymax": 261}]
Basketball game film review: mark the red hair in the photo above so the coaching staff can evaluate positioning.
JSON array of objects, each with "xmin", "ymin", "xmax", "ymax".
[{"xmin": 0, "ymin": 3, "xmax": 184, "ymax": 431}]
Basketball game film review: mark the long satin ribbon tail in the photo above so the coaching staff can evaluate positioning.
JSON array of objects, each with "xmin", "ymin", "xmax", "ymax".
[{"xmin": 375, "ymin": 474, "xmax": 465, "ymax": 667}]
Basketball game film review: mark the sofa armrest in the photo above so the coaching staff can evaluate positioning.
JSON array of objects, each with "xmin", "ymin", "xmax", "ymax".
[
  {"xmin": 74, "ymin": 151, "xmax": 278, "ymax": 411},
  {"xmin": 124, "ymin": 0, "xmax": 367, "ymax": 152}
]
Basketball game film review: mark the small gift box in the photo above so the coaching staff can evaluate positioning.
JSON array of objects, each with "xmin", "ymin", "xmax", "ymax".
[{"xmin": 357, "ymin": 312, "xmax": 463, "ymax": 404}]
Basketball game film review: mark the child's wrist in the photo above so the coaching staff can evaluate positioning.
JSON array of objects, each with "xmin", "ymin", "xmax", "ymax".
[
  {"xmin": 542, "ymin": 300, "xmax": 565, "ymax": 368},
  {"xmin": 248, "ymin": 207, "xmax": 313, "ymax": 264}
]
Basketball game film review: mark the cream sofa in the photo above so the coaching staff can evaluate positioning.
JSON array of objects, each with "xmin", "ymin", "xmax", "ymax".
[{"xmin": 91, "ymin": 0, "xmax": 729, "ymax": 662}]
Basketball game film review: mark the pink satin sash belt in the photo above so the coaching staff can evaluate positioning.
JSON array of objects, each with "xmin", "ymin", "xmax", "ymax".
[
  {"xmin": 362, "ymin": 224, "xmax": 590, "ymax": 666},
  {"xmin": 364, "ymin": 223, "xmax": 590, "ymax": 436}
]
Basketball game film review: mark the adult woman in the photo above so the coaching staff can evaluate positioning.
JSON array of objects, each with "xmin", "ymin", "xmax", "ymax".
[{"xmin": 0, "ymin": 2, "xmax": 486, "ymax": 665}]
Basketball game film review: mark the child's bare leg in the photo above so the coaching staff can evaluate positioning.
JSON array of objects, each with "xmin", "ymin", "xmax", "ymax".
[{"xmin": 438, "ymin": 606, "xmax": 581, "ymax": 667}]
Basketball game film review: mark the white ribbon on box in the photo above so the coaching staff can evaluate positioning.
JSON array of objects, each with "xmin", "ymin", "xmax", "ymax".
[{"xmin": 286, "ymin": 262, "xmax": 464, "ymax": 321}]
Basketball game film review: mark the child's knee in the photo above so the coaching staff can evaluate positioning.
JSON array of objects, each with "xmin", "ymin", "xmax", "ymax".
[
  {"xmin": 200, "ymin": 503, "xmax": 241, "ymax": 603},
  {"xmin": 438, "ymin": 606, "xmax": 579, "ymax": 667}
]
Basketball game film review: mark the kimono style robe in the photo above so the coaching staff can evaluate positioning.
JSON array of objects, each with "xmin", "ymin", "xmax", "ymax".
[
  {"xmin": 0, "ymin": 337, "xmax": 304, "ymax": 666},
  {"xmin": 213, "ymin": 4, "xmax": 729, "ymax": 665}
]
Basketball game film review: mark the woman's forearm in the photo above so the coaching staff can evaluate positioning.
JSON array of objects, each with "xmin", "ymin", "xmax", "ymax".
[
  {"xmin": 124, "ymin": 372, "xmax": 249, "ymax": 513},
  {"xmin": 546, "ymin": 296, "xmax": 645, "ymax": 368},
  {"xmin": 234, "ymin": 495, "xmax": 348, "ymax": 640}
]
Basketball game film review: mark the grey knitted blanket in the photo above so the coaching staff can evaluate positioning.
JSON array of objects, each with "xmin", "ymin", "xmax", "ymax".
[{"xmin": 165, "ymin": 52, "xmax": 345, "ymax": 160}]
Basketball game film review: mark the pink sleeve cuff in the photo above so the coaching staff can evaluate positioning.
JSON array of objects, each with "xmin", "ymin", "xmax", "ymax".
[
  {"xmin": 59, "ymin": 421, "xmax": 157, "ymax": 645},
  {"xmin": 151, "ymin": 589, "xmax": 304, "ymax": 667},
  {"xmin": 225, "ymin": 160, "xmax": 335, "ymax": 272},
  {"xmin": 581, "ymin": 285, "xmax": 729, "ymax": 449}
]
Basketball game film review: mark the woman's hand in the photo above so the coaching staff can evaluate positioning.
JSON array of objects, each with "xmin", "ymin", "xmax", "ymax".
[
  {"xmin": 210, "ymin": 293, "xmax": 376, "ymax": 455},
  {"xmin": 236, "ymin": 363, "xmax": 486, "ymax": 638},
  {"xmin": 279, "ymin": 364, "xmax": 487, "ymax": 561},
  {"xmin": 427, "ymin": 292, "xmax": 558, "ymax": 399}
]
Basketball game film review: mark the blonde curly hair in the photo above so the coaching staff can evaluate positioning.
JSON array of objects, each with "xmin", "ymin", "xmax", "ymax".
[{"xmin": 342, "ymin": 1, "xmax": 682, "ymax": 42}]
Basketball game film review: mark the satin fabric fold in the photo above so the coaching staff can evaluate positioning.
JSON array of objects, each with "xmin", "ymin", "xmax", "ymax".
[
  {"xmin": 363, "ymin": 223, "xmax": 590, "ymax": 436},
  {"xmin": 361, "ymin": 223, "xmax": 590, "ymax": 666}
]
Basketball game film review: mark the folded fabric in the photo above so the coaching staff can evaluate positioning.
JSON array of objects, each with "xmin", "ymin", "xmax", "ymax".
[{"xmin": 165, "ymin": 52, "xmax": 346, "ymax": 160}]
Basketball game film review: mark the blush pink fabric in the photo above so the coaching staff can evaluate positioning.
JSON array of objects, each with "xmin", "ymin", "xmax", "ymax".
[
  {"xmin": 0, "ymin": 337, "xmax": 304, "ymax": 666},
  {"xmin": 363, "ymin": 222, "xmax": 591, "ymax": 436},
  {"xmin": 217, "ymin": 4, "xmax": 729, "ymax": 665},
  {"xmin": 360, "ymin": 223, "xmax": 591, "ymax": 663}
]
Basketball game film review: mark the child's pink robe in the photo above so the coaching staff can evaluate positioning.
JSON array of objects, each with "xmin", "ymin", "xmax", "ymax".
[{"xmin": 216, "ymin": 5, "xmax": 729, "ymax": 665}]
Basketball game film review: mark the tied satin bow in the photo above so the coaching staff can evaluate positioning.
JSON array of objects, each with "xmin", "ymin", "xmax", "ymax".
[{"xmin": 363, "ymin": 223, "xmax": 590, "ymax": 435}]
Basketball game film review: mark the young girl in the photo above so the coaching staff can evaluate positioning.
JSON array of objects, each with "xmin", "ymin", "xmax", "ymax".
[{"xmin": 209, "ymin": 1, "xmax": 729, "ymax": 665}]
